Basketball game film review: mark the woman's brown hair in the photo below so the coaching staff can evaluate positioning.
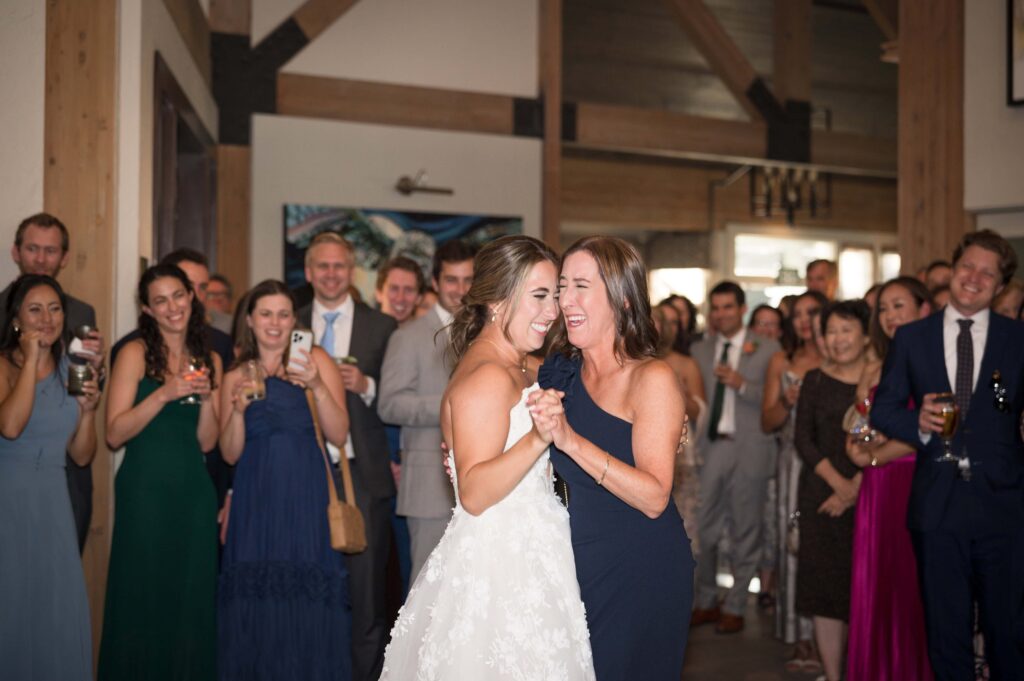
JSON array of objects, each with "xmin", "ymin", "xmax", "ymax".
[{"xmin": 549, "ymin": 236, "xmax": 658, "ymax": 363}]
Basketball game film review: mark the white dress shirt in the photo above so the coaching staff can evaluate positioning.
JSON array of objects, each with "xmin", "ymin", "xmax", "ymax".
[
  {"xmin": 434, "ymin": 302, "xmax": 453, "ymax": 334},
  {"xmin": 713, "ymin": 327, "xmax": 747, "ymax": 436},
  {"xmin": 311, "ymin": 295, "xmax": 376, "ymax": 462}
]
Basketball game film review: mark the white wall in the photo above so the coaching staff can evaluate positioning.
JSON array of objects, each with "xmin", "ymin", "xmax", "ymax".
[
  {"xmin": 114, "ymin": 0, "xmax": 218, "ymax": 338},
  {"xmin": 0, "ymin": 0, "xmax": 46, "ymax": 286},
  {"xmin": 251, "ymin": 115, "xmax": 541, "ymax": 284},
  {"xmin": 281, "ymin": 0, "xmax": 538, "ymax": 98},
  {"xmin": 964, "ymin": 0, "xmax": 1024, "ymax": 213}
]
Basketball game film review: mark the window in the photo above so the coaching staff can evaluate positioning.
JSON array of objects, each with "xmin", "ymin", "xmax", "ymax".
[
  {"xmin": 838, "ymin": 247, "xmax": 874, "ymax": 299},
  {"xmin": 880, "ymin": 251, "xmax": 901, "ymax": 282},
  {"xmin": 733, "ymin": 234, "xmax": 836, "ymax": 279}
]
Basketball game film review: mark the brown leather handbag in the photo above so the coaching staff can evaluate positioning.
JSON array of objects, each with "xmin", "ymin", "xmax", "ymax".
[{"xmin": 305, "ymin": 390, "xmax": 367, "ymax": 554}]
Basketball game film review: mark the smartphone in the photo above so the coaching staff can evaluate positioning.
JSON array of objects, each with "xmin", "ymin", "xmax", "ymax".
[{"xmin": 288, "ymin": 330, "xmax": 313, "ymax": 372}]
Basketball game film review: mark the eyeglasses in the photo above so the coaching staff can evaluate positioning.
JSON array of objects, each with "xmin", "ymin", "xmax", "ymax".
[{"xmin": 992, "ymin": 370, "xmax": 1009, "ymax": 412}]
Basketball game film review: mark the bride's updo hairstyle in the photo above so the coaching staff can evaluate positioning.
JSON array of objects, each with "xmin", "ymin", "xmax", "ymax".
[
  {"xmin": 551, "ymin": 235, "xmax": 658, "ymax": 363},
  {"xmin": 447, "ymin": 235, "xmax": 559, "ymax": 366}
]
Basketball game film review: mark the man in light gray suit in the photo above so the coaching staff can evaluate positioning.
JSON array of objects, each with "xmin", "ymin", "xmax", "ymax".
[
  {"xmin": 689, "ymin": 280, "xmax": 779, "ymax": 634},
  {"xmin": 378, "ymin": 240, "xmax": 475, "ymax": 582}
]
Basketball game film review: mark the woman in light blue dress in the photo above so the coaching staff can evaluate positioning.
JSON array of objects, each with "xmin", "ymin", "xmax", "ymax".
[{"xmin": 0, "ymin": 274, "xmax": 100, "ymax": 681}]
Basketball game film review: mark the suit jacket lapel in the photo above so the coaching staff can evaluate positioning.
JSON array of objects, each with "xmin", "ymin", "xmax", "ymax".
[
  {"xmin": 927, "ymin": 312, "xmax": 951, "ymax": 394},
  {"xmin": 971, "ymin": 314, "xmax": 1007, "ymax": 418},
  {"xmin": 348, "ymin": 302, "xmax": 368, "ymax": 361}
]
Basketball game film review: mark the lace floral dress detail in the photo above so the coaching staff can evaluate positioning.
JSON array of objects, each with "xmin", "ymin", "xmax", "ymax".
[{"xmin": 380, "ymin": 384, "xmax": 595, "ymax": 681}]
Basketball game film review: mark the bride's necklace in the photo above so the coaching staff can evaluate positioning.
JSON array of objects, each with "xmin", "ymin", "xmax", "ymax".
[{"xmin": 475, "ymin": 338, "xmax": 527, "ymax": 374}]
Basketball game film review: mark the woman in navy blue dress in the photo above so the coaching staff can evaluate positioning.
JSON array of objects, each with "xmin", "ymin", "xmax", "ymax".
[
  {"xmin": 217, "ymin": 280, "xmax": 352, "ymax": 681},
  {"xmin": 532, "ymin": 236, "xmax": 694, "ymax": 680}
]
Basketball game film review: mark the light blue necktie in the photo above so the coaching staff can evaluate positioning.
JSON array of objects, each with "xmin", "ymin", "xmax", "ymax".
[{"xmin": 320, "ymin": 311, "xmax": 340, "ymax": 357}]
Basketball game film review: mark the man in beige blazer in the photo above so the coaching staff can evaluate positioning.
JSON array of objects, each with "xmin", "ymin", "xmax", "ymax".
[{"xmin": 378, "ymin": 240, "xmax": 475, "ymax": 582}]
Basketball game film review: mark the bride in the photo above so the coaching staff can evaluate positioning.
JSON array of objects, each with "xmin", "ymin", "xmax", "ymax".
[{"xmin": 380, "ymin": 235, "xmax": 595, "ymax": 680}]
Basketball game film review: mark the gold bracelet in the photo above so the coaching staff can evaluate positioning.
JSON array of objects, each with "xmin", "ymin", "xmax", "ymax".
[{"xmin": 596, "ymin": 454, "xmax": 610, "ymax": 486}]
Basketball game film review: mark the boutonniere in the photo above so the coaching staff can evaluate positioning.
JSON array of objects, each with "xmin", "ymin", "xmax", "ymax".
[
  {"xmin": 991, "ymin": 370, "xmax": 1008, "ymax": 412},
  {"xmin": 742, "ymin": 340, "xmax": 759, "ymax": 356}
]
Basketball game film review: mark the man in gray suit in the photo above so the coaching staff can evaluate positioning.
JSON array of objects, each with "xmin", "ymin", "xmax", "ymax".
[
  {"xmin": 689, "ymin": 281, "xmax": 778, "ymax": 634},
  {"xmin": 379, "ymin": 241, "xmax": 475, "ymax": 582},
  {"xmin": 296, "ymin": 232, "xmax": 397, "ymax": 681},
  {"xmin": 0, "ymin": 213, "xmax": 104, "ymax": 552}
]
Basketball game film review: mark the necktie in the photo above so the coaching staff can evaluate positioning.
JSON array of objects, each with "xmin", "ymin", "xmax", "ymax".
[
  {"xmin": 708, "ymin": 341, "xmax": 732, "ymax": 442},
  {"xmin": 955, "ymin": 319, "xmax": 974, "ymax": 419},
  {"xmin": 320, "ymin": 311, "xmax": 340, "ymax": 358}
]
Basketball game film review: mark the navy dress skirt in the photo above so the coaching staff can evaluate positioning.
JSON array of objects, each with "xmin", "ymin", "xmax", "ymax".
[
  {"xmin": 217, "ymin": 377, "xmax": 352, "ymax": 681},
  {"xmin": 540, "ymin": 354, "xmax": 694, "ymax": 680}
]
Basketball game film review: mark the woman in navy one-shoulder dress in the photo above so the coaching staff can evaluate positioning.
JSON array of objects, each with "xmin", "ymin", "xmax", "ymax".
[{"xmin": 534, "ymin": 236, "xmax": 694, "ymax": 680}]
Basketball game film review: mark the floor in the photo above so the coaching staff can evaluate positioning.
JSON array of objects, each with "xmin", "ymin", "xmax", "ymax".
[{"xmin": 681, "ymin": 597, "xmax": 814, "ymax": 681}]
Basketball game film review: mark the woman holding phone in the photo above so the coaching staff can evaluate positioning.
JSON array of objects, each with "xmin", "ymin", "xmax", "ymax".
[
  {"xmin": 218, "ymin": 280, "xmax": 352, "ymax": 681},
  {"xmin": 100, "ymin": 264, "xmax": 222, "ymax": 681}
]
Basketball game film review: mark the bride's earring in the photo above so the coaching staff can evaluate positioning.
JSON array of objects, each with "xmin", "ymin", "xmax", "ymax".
[{"xmin": 490, "ymin": 309, "xmax": 497, "ymax": 323}]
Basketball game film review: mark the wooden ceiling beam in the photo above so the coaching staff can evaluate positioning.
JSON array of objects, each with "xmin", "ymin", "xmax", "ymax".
[
  {"xmin": 774, "ymin": 0, "xmax": 813, "ymax": 103},
  {"xmin": 539, "ymin": 0, "xmax": 563, "ymax": 249},
  {"xmin": 862, "ymin": 0, "xmax": 898, "ymax": 41},
  {"xmin": 162, "ymin": 0, "xmax": 211, "ymax": 85},
  {"xmin": 293, "ymin": 0, "xmax": 361, "ymax": 42},
  {"xmin": 276, "ymin": 73, "xmax": 517, "ymax": 135},
  {"xmin": 209, "ymin": 0, "xmax": 251, "ymax": 35},
  {"xmin": 660, "ymin": 0, "xmax": 772, "ymax": 122}
]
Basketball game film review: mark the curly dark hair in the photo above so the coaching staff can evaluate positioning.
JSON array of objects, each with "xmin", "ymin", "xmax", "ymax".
[
  {"xmin": 0, "ymin": 274, "xmax": 67, "ymax": 368},
  {"xmin": 137, "ymin": 264, "xmax": 214, "ymax": 384},
  {"xmin": 549, "ymin": 236, "xmax": 659, "ymax": 363},
  {"xmin": 447, "ymin": 235, "xmax": 559, "ymax": 368}
]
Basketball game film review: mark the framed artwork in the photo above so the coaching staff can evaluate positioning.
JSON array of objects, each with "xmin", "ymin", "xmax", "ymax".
[
  {"xmin": 283, "ymin": 204, "xmax": 521, "ymax": 302},
  {"xmin": 1010, "ymin": 0, "xmax": 1024, "ymax": 105}
]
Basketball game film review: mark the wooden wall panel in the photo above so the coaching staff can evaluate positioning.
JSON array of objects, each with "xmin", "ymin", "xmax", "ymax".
[
  {"xmin": 276, "ymin": 73, "xmax": 516, "ymax": 135},
  {"xmin": 210, "ymin": 0, "xmax": 251, "ymax": 35},
  {"xmin": 215, "ymin": 145, "xmax": 251, "ymax": 290},
  {"xmin": 44, "ymin": 0, "xmax": 118, "ymax": 663},
  {"xmin": 561, "ymin": 153, "xmax": 896, "ymax": 234},
  {"xmin": 898, "ymin": 0, "xmax": 972, "ymax": 273},
  {"xmin": 162, "ymin": 0, "xmax": 211, "ymax": 86}
]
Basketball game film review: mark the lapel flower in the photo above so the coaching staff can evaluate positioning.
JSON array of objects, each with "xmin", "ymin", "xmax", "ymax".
[{"xmin": 742, "ymin": 340, "xmax": 758, "ymax": 356}]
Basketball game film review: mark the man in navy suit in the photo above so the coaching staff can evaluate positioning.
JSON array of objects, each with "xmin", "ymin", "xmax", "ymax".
[{"xmin": 872, "ymin": 230, "xmax": 1024, "ymax": 679}]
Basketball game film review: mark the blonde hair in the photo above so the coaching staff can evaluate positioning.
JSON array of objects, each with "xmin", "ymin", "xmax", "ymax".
[{"xmin": 304, "ymin": 231, "xmax": 355, "ymax": 268}]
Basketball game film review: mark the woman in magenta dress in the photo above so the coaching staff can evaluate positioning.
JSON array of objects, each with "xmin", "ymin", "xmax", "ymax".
[{"xmin": 846, "ymin": 276, "xmax": 934, "ymax": 681}]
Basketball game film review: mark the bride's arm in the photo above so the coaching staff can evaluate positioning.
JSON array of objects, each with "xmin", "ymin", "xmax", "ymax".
[
  {"xmin": 451, "ymin": 364, "xmax": 550, "ymax": 516},
  {"xmin": 540, "ymin": 360, "xmax": 683, "ymax": 519}
]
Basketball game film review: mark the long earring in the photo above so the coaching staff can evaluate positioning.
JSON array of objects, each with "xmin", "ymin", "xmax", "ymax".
[{"xmin": 490, "ymin": 310, "xmax": 497, "ymax": 323}]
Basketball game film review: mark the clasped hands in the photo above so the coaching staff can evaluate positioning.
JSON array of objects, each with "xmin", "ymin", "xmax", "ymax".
[{"xmin": 527, "ymin": 388, "xmax": 569, "ymax": 447}]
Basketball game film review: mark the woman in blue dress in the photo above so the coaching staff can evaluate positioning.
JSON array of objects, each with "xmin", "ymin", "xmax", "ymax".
[
  {"xmin": 0, "ymin": 274, "xmax": 100, "ymax": 681},
  {"xmin": 217, "ymin": 279, "xmax": 352, "ymax": 681},
  {"xmin": 532, "ymin": 236, "xmax": 694, "ymax": 680}
]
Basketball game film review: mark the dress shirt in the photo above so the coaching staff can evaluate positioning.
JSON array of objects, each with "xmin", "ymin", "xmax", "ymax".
[
  {"xmin": 713, "ymin": 327, "xmax": 747, "ymax": 436},
  {"xmin": 434, "ymin": 302, "xmax": 453, "ymax": 334},
  {"xmin": 312, "ymin": 295, "xmax": 375, "ymax": 462},
  {"xmin": 919, "ymin": 305, "xmax": 989, "ymax": 446}
]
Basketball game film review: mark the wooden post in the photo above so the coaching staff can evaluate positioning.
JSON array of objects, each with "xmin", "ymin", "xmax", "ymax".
[
  {"xmin": 215, "ymin": 145, "xmax": 252, "ymax": 289},
  {"xmin": 773, "ymin": 0, "xmax": 812, "ymax": 104},
  {"xmin": 898, "ymin": 0, "xmax": 973, "ymax": 273},
  {"xmin": 44, "ymin": 0, "xmax": 118, "ymax": 664},
  {"xmin": 540, "ymin": 0, "xmax": 562, "ymax": 249}
]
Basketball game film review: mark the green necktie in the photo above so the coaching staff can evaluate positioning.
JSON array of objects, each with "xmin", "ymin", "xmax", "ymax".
[{"xmin": 708, "ymin": 341, "xmax": 732, "ymax": 442}]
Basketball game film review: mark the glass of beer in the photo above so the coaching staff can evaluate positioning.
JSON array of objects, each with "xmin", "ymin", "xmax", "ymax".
[
  {"xmin": 242, "ymin": 360, "xmax": 266, "ymax": 402},
  {"xmin": 934, "ymin": 392, "xmax": 959, "ymax": 463}
]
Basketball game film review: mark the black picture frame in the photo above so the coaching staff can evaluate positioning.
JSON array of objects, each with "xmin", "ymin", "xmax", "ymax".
[{"xmin": 1010, "ymin": 0, "xmax": 1024, "ymax": 105}]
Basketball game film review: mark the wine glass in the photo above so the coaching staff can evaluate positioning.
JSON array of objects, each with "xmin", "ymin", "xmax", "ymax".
[
  {"xmin": 180, "ymin": 356, "xmax": 209, "ymax": 405},
  {"xmin": 843, "ymin": 397, "xmax": 876, "ymax": 443},
  {"xmin": 933, "ymin": 392, "xmax": 959, "ymax": 463}
]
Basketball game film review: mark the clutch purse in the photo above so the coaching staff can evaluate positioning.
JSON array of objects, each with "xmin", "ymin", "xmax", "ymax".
[
  {"xmin": 554, "ymin": 470, "xmax": 570, "ymax": 508},
  {"xmin": 306, "ymin": 390, "xmax": 367, "ymax": 554}
]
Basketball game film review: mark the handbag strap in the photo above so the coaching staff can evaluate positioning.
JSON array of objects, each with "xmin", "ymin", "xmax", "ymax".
[{"xmin": 304, "ymin": 389, "xmax": 357, "ymax": 507}]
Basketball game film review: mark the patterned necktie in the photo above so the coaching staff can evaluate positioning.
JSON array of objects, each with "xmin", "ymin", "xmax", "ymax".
[
  {"xmin": 955, "ymin": 319, "xmax": 974, "ymax": 418},
  {"xmin": 320, "ymin": 311, "xmax": 340, "ymax": 358},
  {"xmin": 707, "ymin": 341, "xmax": 732, "ymax": 442}
]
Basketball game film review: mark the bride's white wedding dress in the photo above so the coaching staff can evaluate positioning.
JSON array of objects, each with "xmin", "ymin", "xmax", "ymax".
[{"xmin": 380, "ymin": 384, "xmax": 595, "ymax": 681}]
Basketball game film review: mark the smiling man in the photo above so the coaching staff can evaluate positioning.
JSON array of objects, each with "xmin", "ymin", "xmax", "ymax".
[
  {"xmin": 378, "ymin": 240, "xmax": 475, "ymax": 584},
  {"xmin": 374, "ymin": 256, "xmax": 424, "ymax": 326},
  {"xmin": 872, "ymin": 230, "xmax": 1024, "ymax": 679}
]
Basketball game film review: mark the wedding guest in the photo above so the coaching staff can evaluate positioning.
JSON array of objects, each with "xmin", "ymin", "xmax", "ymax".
[
  {"xmin": 653, "ymin": 304, "xmax": 705, "ymax": 554},
  {"xmin": 923, "ymin": 260, "xmax": 953, "ymax": 293},
  {"xmin": 660, "ymin": 294, "xmax": 699, "ymax": 354},
  {"xmin": 99, "ymin": 264, "xmax": 221, "ymax": 681},
  {"xmin": 218, "ymin": 280, "xmax": 352, "ymax": 680},
  {"xmin": 206, "ymin": 274, "xmax": 234, "ymax": 334},
  {"xmin": 845, "ymin": 276, "xmax": 933, "ymax": 681},
  {"xmin": 931, "ymin": 284, "xmax": 951, "ymax": 310},
  {"xmin": 795, "ymin": 300, "xmax": 870, "ymax": 681},
  {"xmin": 992, "ymin": 277, "xmax": 1024, "ymax": 319},
  {"xmin": 762, "ymin": 290, "xmax": 827, "ymax": 673},
  {"xmin": 749, "ymin": 304, "xmax": 784, "ymax": 342},
  {"xmin": 863, "ymin": 283, "xmax": 882, "ymax": 312},
  {"xmin": 374, "ymin": 256, "xmax": 424, "ymax": 326},
  {"xmin": 806, "ymin": 259, "xmax": 838, "ymax": 300},
  {"xmin": 536, "ymin": 236, "xmax": 693, "ymax": 679},
  {"xmin": 0, "ymin": 212, "xmax": 105, "ymax": 552},
  {"xmin": 690, "ymin": 281, "xmax": 778, "ymax": 635},
  {"xmin": 415, "ymin": 287, "xmax": 438, "ymax": 319},
  {"xmin": 0, "ymin": 275, "xmax": 99, "ymax": 681},
  {"xmin": 872, "ymin": 230, "xmax": 1024, "ymax": 679},
  {"xmin": 778, "ymin": 294, "xmax": 798, "ymax": 319}
]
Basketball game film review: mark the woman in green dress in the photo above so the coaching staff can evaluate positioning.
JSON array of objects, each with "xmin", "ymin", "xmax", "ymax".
[{"xmin": 99, "ymin": 264, "xmax": 222, "ymax": 681}]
